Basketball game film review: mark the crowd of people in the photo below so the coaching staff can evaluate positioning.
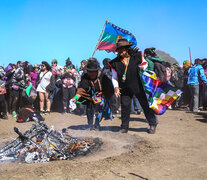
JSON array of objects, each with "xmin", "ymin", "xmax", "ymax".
[{"xmin": 0, "ymin": 39, "xmax": 207, "ymax": 134}]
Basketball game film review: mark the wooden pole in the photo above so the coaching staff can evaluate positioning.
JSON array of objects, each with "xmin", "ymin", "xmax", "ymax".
[
  {"xmin": 91, "ymin": 19, "xmax": 108, "ymax": 58},
  {"xmin": 189, "ymin": 47, "xmax": 192, "ymax": 65}
]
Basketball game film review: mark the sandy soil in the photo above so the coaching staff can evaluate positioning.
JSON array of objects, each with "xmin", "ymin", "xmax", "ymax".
[{"xmin": 0, "ymin": 109, "xmax": 206, "ymax": 180}]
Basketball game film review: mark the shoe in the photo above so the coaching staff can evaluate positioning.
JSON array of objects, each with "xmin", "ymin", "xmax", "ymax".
[
  {"xmin": 193, "ymin": 111, "xmax": 200, "ymax": 115},
  {"xmin": 86, "ymin": 125, "xmax": 94, "ymax": 131},
  {"xmin": 116, "ymin": 110, "xmax": 120, "ymax": 114},
  {"xmin": 2, "ymin": 114, "xmax": 8, "ymax": 120},
  {"xmin": 193, "ymin": 110, "xmax": 200, "ymax": 114},
  {"xmin": 136, "ymin": 110, "xmax": 142, "ymax": 115},
  {"xmin": 119, "ymin": 129, "xmax": 128, "ymax": 133},
  {"xmin": 198, "ymin": 107, "xmax": 203, "ymax": 111},
  {"xmin": 194, "ymin": 109, "xmax": 200, "ymax": 112},
  {"xmin": 12, "ymin": 112, "xmax": 17, "ymax": 118},
  {"xmin": 80, "ymin": 114, "xmax": 87, "ymax": 118},
  {"xmin": 45, "ymin": 110, "xmax": 50, "ymax": 115},
  {"xmin": 40, "ymin": 110, "xmax": 46, "ymax": 115},
  {"xmin": 62, "ymin": 109, "xmax": 67, "ymax": 115},
  {"xmin": 148, "ymin": 125, "xmax": 156, "ymax": 134},
  {"xmin": 94, "ymin": 125, "xmax": 101, "ymax": 131}
]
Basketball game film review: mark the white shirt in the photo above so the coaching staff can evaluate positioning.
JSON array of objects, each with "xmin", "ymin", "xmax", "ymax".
[{"xmin": 36, "ymin": 71, "xmax": 53, "ymax": 93}]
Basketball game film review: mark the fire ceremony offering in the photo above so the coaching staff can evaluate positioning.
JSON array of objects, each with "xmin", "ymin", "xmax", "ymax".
[{"xmin": 0, "ymin": 113, "xmax": 102, "ymax": 163}]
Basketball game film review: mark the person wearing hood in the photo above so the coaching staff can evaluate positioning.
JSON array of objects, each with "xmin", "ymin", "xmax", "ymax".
[
  {"xmin": 188, "ymin": 58, "xmax": 207, "ymax": 113},
  {"xmin": 5, "ymin": 63, "xmax": 16, "ymax": 113},
  {"xmin": 0, "ymin": 66, "xmax": 8, "ymax": 119},
  {"xmin": 144, "ymin": 47, "xmax": 167, "ymax": 82},
  {"xmin": 10, "ymin": 61, "xmax": 26, "ymax": 117},
  {"xmin": 109, "ymin": 39, "xmax": 158, "ymax": 134}
]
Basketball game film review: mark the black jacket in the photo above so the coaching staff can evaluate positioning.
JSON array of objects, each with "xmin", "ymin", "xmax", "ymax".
[
  {"xmin": 77, "ymin": 73, "xmax": 114, "ymax": 104},
  {"xmin": 109, "ymin": 51, "xmax": 143, "ymax": 95}
]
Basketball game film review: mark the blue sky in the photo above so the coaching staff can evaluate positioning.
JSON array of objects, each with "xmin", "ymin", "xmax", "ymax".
[{"xmin": 0, "ymin": 0, "xmax": 207, "ymax": 67}]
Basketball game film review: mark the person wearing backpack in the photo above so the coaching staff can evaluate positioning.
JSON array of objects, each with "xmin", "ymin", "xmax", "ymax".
[
  {"xmin": 188, "ymin": 58, "xmax": 207, "ymax": 113},
  {"xmin": 144, "ymin": 47, "xmax": 167, "ymax": 82}
]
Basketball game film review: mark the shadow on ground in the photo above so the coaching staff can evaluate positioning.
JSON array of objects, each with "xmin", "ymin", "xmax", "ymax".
[
  {"xmin": 118, "ymin": 116, "xmax": 147, "ymax": 123},
  {"xmin": 129, "ymin": 117, "xmax": 147, "ymax": 123},
  {"xmin": 68, "ymin": 124, "xmax": 148, "ymax": 133},
  {"xmin": 195, "ymin": 112, "xmax": 207, "ymax": 123}
]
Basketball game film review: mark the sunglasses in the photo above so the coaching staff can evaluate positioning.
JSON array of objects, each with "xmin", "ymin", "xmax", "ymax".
[
  {"xmin": 41, "ymin": 64, "xmax": 45, "ymax": 67},
  {"xmin": 52, "ymin": 62, "xmax": 57, "ymax": 64}
]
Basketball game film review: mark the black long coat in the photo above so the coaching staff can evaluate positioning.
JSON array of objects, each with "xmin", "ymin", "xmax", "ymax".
[{"xmin": 109, "ymin": 51, "xmax": 143, "ymax": 95}]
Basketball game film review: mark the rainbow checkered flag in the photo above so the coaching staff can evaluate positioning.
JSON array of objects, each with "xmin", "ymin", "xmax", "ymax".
[{"xmin": 141, "ymin": 71, "xmax": 182, "ymax": 115}]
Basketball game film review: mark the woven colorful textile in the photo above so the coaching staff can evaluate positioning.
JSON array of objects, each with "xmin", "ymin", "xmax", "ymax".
[
  {"xmin": 141, "ymin": 71, "xmax": 182, "ymax": 115},
  {"xmin": 96, "ymin": 97, "xmax": 113, "ymax": 122}
]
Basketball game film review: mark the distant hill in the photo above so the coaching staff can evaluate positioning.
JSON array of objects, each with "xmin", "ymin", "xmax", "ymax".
[{"xmin": 156, "ymin": 50, "xmax": 178, "ymax": 65}]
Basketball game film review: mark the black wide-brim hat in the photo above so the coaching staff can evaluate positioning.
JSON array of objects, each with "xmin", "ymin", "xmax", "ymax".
[
  {"xmin": 116, "ymin": 38, "xmax": 132, "ymax": 51},
  {"xmin": 86, "ymin": 59, "xmax": 99, "ymax": 71}
]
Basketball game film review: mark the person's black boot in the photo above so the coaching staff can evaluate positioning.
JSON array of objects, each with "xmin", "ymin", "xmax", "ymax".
[
  {"xmin": 148, "ymin": 125, "xmax": 157, "ymax": 134},
  {"xmin": 94, "ymin": 124, "xmax": 101, "ymax": 131},
  {"xmin": 136, "ymin": 110, "xmax": 142, "ymax": 115},
  {"xmin": 2, "ymin": 114, "xmax": 8, "ymax": 120},
  {"xmin": 86, "ymin": 125, "xmax": 94, "ymax": 131},
  {"xmin": 119, "ymin": 128, "xmax": 128, "ymax": 133}
]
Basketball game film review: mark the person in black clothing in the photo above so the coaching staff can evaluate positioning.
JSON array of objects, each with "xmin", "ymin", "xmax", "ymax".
[
  {"xmin": 10, "ymin": 61, "xmax": 26, "ymax": 117},
  {"xmin": 102, "ymin": 58, "xmax": 120, "ymax": 115},
  {"xmin": 72, "ymin": 58, "xmax": 113, "ymax": 130},
  {"xmin": 109, "ymin": 39, "xmax": 158, "ymax": 134},
  {"xmin": 0, "ymin": 66, "xmax": 8, "ymax": 119},
  {"xmin": 5, "ymin": 63, "xmax": 16, "ymax": 113}
]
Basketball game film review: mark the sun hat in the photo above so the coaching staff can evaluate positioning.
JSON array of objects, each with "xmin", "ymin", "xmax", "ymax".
[{"xmin": 116, "ymin": 38, "xmax": 132, "ymax": 51}]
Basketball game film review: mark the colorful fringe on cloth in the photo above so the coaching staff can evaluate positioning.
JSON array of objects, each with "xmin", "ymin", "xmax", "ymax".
[
  {"xmin": 96, "ymin": 97, "xmax": 114, "ymax": 122},
  {"xmin": 76, "ymin": 88, "xmax": 113, "ymax": 122},
  {"xmin": 141, "ymin": 71, "xmax": 182, "ymax": 115}
]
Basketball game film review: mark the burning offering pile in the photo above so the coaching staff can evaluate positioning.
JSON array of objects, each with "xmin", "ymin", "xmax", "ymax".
[{"xmin": 0, "ymin": 113, "xmax": 102, "ymax": 163}]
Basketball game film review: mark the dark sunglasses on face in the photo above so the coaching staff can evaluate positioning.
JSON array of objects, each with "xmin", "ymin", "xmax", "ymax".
[
  {"xmin": 41, "ymin": 64, "xmax": 45, "ymax": 67},
  {"xmin": 52, "ymin": 62, "xmax": 57, "ymax": 64}
]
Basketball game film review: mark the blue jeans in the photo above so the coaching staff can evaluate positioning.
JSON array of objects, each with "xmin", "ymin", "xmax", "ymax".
[
  {"xmin": 50, "ymin": 86, "xmax": 61, "ymax": 105},
  {"xmin": 131, "ymin": 96, "xmax": 142, "ymax": 112},
  {"xmin": 50, "ymin": 86, "xmax": 62, "ymax": 112},
  {"xmin": 77, "ymin": 103, "xmax": 86, "ymax": 115},
  {"xmin": 86, "ymin": 102, "xmax": 99, "ymax": 128}
]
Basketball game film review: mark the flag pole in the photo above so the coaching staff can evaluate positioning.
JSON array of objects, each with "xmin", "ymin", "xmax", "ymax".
[
  {"xmin": 91, "ymin": 19, "xmax": 108, "ymax": 58},
  {"xmin": 189, "ymin": 47, "xmax": 192, "ymax": 65}
]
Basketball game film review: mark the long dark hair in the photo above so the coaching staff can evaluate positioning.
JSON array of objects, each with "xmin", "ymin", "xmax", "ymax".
[{"xmin": 41, "ymin": 61, "xmax": 51, "ymax": 71}]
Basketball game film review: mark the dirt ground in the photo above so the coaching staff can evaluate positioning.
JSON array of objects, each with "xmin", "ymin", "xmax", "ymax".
[{"xmin": 0, "ymin": 109, "xmax": 206, "ymax": 180}]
